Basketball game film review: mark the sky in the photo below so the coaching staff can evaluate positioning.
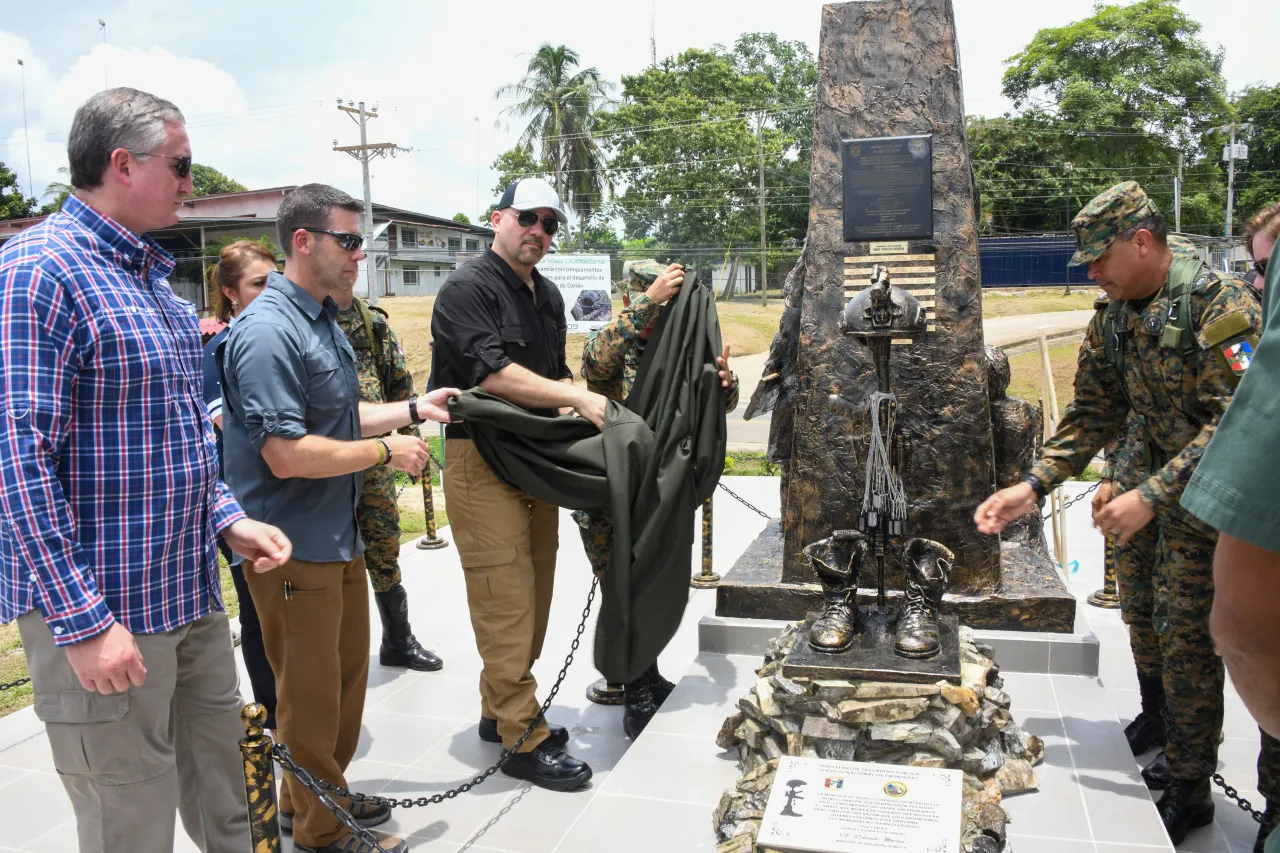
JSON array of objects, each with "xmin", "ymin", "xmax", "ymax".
[{"xmin": 1, "ymin": 0, "xmax": 1276, "ymax": 224}]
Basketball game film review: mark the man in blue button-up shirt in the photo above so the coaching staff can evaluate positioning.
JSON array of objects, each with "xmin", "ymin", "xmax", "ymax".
[
  {"xmin": 0, "ymin": 89, "xmax": 291, "ymax": 853},
  {"xmin": 221, "ymin": 183, "xmax": 455, "ymax": 853}
]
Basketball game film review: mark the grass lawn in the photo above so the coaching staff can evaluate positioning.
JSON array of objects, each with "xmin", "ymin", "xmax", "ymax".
[
  {"xmin": 982, "ymin": 288, "xmax": 1099, "ymax": 318},
  {"xmin": 1007, "ymin": 341, "xmax": 1081, "ymax": 415}
]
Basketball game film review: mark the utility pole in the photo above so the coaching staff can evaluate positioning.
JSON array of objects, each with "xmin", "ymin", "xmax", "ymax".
[
  {"xmin": 757, "ymin": 110, "xmax": 768, "ymax": 307},
  {"xmin": 1175, "ymin": 152, "xmax": 1183, "ymax": 233},
  {"xmin": 334, "ymin": 100, "xmax": 408, "ymax": 306},
  {"xmin": 1212, "ymin": 121, "xmax": 1252, "ymax": 272},
  {"xmin": 1063, "ymin": 162, "xmax": 1073, "ymax": 295},
  {"xmin": 474, "ymin": 117, "xmax": 480, "ymax": 221},
  {"xmin": 650, "ymin": 2, "xmax": 658, "ymax": 68},
  {"xmin": 97, "ymin": 19, "xmax": 107, "ymax": 88},
  {"xmin": 17, "ymin": 60, "xmax": 33, "ymax": 204}
]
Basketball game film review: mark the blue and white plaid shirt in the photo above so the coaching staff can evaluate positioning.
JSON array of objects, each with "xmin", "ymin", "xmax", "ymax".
[{"xmin": 0, "ymin": 196, "xmax": 246, "ymax": 646}]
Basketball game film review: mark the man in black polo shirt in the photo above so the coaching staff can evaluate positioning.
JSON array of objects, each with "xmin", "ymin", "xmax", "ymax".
[{"xmin": 431, "ymin": 178, "xmax": 605, "ymax": 791}]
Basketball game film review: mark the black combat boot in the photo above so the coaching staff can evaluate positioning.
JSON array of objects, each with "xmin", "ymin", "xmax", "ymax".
[
  {"xmin": 501, "ymin": 740, "xmax": 593, "ymax": 791},
  {"xmin": 1254, "ymin": 800, "xmax": 1279, "ymax": 853},
  {"xmin": 645, "ymin": 661, "xmax": 676, "ymax": 707},
  {"xmin": 374, "ymin": 584, "xmax": 443, "ymax": 671},
  {"xmin": 1142, "ymin": 748, "xmax": 1171, "ymax": 790},
  {"xmin": 1126, "ymin": 673, "xmax": 1167, "ymax": 755},
  {"xmin": 894, "ymin": 538, "xmax": 955, "ymax": 659},
  {"xmin": 805, "ymin": 531, "xmax": 869, "ymax": 654},
  {"xmin": 1157, "ymin": 778, "xmax": 1215, "ymax": 846},
  {"xmin": 624, "ymin": 675, "xmax": 660, "ymax": 739}
]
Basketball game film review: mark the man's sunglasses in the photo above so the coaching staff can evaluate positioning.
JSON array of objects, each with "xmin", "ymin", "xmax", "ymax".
[
  {"xmin": 1256, "ymin": 257, "xmax": 1269, "ymax": 277},
  {"xmin": 302, "ymin": 228, "xmax": 364, "ymax": 252},
  {"xmin": 131, "ymin": 151, "xmax": 192, "ymax": 178},
  {"xmin": 510, "ymin": 209, "xmax": 559, "ymax": 236}
]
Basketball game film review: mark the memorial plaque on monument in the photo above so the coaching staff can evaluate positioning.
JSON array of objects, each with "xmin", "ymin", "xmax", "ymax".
[
  {"xmin": 757, "ymin": 756, "xmax": 962, "ymax": 853},
  {"xmin": 842, "ymin": 135, "xmax": 933, "ymax": 242}
]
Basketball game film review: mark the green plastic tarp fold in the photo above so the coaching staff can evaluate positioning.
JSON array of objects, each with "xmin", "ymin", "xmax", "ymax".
[{"xmin": 447, "ymin": 277, "xmax": 728, "ymax": 683}]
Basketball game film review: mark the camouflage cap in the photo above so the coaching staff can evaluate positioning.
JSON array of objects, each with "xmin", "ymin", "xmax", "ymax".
[
  {"xmin": 1168, "ymin": 234, "xmax": 1198, "ymax": 260},
  {"xmin": 1068, "ymin": 181, "xmax": 1162, "ymax": 267},
  {"xmin": 622, "ymin": 259, "xmax": 669, "ymax": 292}
]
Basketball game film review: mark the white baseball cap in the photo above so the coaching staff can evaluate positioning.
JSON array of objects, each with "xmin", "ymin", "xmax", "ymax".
[{"xmin": 497, "ymin": 178, "xmax": 569, "ymax": 225}]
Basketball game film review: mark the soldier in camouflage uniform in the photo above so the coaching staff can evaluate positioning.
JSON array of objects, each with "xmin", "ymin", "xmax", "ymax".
[
  {"xmin": 335, "ymin": 294, "xmax": 443, "ymax": 672},
  {"xmin": 975, "ymin": 182, "xmax": 1262, "ymax": 845},
  {"xmin": 575, "ymin": 259, "xmax": 739, "ymax": 737}
]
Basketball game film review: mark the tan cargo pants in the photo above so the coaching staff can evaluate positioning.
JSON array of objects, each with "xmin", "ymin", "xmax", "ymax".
[
  {"xmin": 18, "ymin": 608, "xmax": 249, "ymax": 853},
  {"xmin": 444, "ymin": 438, "xmax": 558, "ymax": 751}
]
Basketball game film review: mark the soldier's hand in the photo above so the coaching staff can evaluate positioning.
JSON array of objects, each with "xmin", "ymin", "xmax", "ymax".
[
  {"xmin": 716, "ymin": 344, "xmax": 734, "ymax": 389},
  {"xmin": 1093, "ymin": 489, "xmax": 1155, "ymax": 546},
  {"xmin": 974, "ymin": 483, "xmax": 1037, "ymax": 535},
  {"xmin": 1091, "ymin": 480, "xmax": 1114, "ymax": 523},
  {"xmin": 645, "ymin": 264, "xmax": 685, "ymax": 305},
  {"xmin": 383, "ymin": 434, "xmax": 432, "ymax": 476}
]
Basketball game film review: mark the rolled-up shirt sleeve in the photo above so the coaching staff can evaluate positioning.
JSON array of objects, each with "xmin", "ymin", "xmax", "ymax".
[
  {"xmin": 225, "ymin": 317, "xmax": 309, "ymax": 449},
  {"xmin": 0, "ymin": 265, "xmax": 114, "ymax": 645},
  {"xmin": 431, "ymin": 282, "xmax": 511, "ymax": 387}
]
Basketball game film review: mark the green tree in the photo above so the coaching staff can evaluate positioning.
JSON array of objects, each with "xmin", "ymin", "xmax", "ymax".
[
  {"xmin": 190, "ymin": 163, "xmax": 247, "ymax": 197},
  {"xmin": 495, "ymin": 44, "xmax": 613, "ymax": 244},
  {"xmin": 451, "ymin": 212, "xmax": 471, "ymax": 224},
  {"xmin": 0, "ymin": 161, "xmax": 37, "ymax": 220},
  {"xmin": 600, "ymin": 34, "xmax": 814, "ymax": 280},
  {"xmin": 481, "ymin": 144, "xmax": 546, "ymax": 224},
  {"xmin": 1233, "ymin": 84, "xmax": 1280, "ymax": 227}
]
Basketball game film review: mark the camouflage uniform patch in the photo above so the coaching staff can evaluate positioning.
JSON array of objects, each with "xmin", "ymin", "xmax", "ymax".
[
  {"xmin": 1028, "ymin": 190, "xmax": 1264, "ymax": 780},
  {"xmin": 337, "ymin": 299, "xmax": 418, "ymax": 593},
  {"xmin": 573, "ymin": 261, "xmax": 738, "ymax": 576}
]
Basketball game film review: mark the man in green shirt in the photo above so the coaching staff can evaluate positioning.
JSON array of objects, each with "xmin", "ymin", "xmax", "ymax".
[{"xmin": 1181, "ymin": 229, "xmax": 1280, "ymax": 853}]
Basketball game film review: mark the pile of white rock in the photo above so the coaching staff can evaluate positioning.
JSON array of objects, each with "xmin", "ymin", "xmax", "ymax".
[{"xmin": 713, "ymin": 624, "xmax": 1043, "ymax": 853}]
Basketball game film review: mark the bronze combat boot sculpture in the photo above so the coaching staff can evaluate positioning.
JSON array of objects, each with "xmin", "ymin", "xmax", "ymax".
[
  {"xmin": 895, "ymin": 538, "xmax": 955, "ymax": 659},
  {"xmin": 805, "ymin": 530, "xmax": 869, "ymax": 653}
]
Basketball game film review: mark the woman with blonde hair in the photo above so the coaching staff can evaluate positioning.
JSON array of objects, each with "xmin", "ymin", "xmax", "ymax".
[{"xmin": 201, "ymin": 239, "xmax": 278, "ymax": 725}]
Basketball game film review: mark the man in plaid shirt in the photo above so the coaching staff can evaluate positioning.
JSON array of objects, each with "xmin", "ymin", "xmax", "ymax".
[{"xmin": 0, "ymin": 88, "xmax": 291, "ymax": 853}]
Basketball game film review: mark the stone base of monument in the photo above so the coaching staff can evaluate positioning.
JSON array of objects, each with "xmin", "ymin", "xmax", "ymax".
[
  {"xmin": 782, "ymin": 606, "xmax": 962, "ymax": 684},
  {"xmin": 713, "ymin": 623, "xmax": 1040, "ymax": 853},
  {"xmin": 716, "ymin": 521, "xmax": 1077, "ymax": 634}
]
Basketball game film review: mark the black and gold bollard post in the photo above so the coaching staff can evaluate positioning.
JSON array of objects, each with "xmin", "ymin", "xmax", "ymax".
[
  {"xmin": 1087, "ymin": 539, "xmax": 1121, "ymax": 608},
  {"xmin": 416, "ymin": 454, "xmax": 449, "ymax": 551},
  {"xmin": 241, "ymin": 703, "xmax": 281, "ymax": 852},
  {"xmin": 690, "ymin": 495, "xmax": 721, "ymax": 589},
  {"xmin": 586, "ymin": 679, "xmax": 626, "ymax": 705}
]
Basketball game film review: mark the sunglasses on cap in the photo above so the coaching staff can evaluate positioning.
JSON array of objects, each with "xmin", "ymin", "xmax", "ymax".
[
  {"xmin": 131, "ymin": 151, "xmax": 192, "ymax": 178},
  {"xmin": 302, "ymin": 228, "xmax": 365, "ymax": 252},
  {"xmin": 509, "ymin": 209, "xmax": 559, "ymax": 236}
]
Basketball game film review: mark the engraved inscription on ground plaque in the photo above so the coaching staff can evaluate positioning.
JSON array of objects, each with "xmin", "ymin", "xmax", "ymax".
[
  {"xmin": 757, "ymin": 756, "xmax": 962, "ymax": 853},
  {"xmin": 842, "ymin": 135, "xmax": 934, "ymax": 242}
]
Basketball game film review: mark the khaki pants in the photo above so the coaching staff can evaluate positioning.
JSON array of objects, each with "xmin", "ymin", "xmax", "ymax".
[
  {"xmin": 444, "ymin": 438, "xmax": 558, "ymax": 750},
  {"xmin": 245, "ymin": 556, "xmax": 369, "ymax": 848},
  {"xmin": 18, "ymin": 609, "xmax": 249, "ymax": 853}
]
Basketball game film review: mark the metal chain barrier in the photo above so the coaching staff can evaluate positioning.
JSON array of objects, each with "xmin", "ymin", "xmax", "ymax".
[
  {"xmin": 271, "ymin": 576, "xmax": 598, "ymax": 832},
  {"xmin": 1043, "ymin": 481, "xmax": 1101, "ymax": 518},
  {"xmin": 1163, "ymin": 710, "xmax": 1266, "ymax": 825},
  {"xmin": 717, "ymin": 480, "xmax": 773, "ymax": 520},
  {"xmin": 0, "ymin": 677, "xmax": 31, "ymax": 692}
]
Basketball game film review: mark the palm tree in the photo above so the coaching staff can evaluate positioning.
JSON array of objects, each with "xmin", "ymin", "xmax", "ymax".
[
  {"xmin": 495, "ymin": 44, "xmax": 613, "ymax": 245},
  {"xmin": 41, "ymin": 167, "xmax": 73, "ymax": 214}
]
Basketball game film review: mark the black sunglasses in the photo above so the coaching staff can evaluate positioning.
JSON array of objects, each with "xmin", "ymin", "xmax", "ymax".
[
  {"xmin": 302, "ymin": 228, "xmax": 364, "ymax": 252},
  {"xmin": 1256, "ymin": 257, "xmax": 1269, "ymax": 277},
  {"xmin": 131, "ymin": 151, "xmax": 192, "ymax": 178},
  {"xmin": 511, "ymin": 209, "xmax": 559, "ymax": 236}
]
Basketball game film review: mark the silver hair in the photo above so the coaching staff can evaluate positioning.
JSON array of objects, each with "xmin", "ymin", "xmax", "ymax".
[{"xmin": 67, "ymin": 88, "xmax": 185, "ymax": 190}]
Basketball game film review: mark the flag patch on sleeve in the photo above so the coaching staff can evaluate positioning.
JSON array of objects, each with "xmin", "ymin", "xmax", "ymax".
[{"xmin": 1222, "ymin": 340, "xmax": 1254, "ymax": 375}]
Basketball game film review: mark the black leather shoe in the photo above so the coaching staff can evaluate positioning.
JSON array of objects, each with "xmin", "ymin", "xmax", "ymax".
[
  {"xmin": 294, "ymin": 829, "xmax": 407, "ymax": 852},
  {"xmin": 500, "ymin": 740, "xmax": 593, "ymax": 791},
  {"xmin": 1254, "ymin": 801, "xmax": 1279, "ymax": 853},
  {"xmin": 624, "ymin": 677, "xmax": 660, "ymax": 739},
  {"xmin": 375, "ymin": 584, "xmax": 443, "ymax": 672},
  {"xmin": 1157, "ymin": 779, "xmax": 1215, "ymax": 846},
  {"xmin": 279, "ymin": 800, "xmax": 391, "ymax": 835},
  {"xmin": 1142, "ymin": 749, "xmax": 1171, "ymax": 790},
  {"xmin": 478, "ymin": 716, "xmax": 569, "ymax": 747}
]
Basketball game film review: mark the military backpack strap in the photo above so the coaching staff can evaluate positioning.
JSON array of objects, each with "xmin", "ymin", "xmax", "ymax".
[
  {"xmin": 1157, "ymin": 257, "xmax": 1205, "ymax": 357},
  {"xmin": 353, "ymin": 298, "xmax": 385, "ymax": 363}
]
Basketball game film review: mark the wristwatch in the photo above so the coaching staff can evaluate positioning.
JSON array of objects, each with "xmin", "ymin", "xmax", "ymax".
[
  {"xmin": 408, "ymin": 395, "xmax": 424, "ymax": 426},
  {"xmin": 1021, "ymin": 474, "xmax": 1048, "ymax": 499}
]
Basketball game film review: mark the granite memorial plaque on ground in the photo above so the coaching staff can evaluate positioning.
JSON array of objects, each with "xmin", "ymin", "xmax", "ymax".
[{"xmin": 757, "ymin": 756, "xmax": 962, "ymax": 853}]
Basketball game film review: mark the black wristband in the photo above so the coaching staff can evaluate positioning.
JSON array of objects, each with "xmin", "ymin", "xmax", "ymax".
[
  {"xmin": 408, "ymin": 395, "xmax": 423, "ymax": 425},
  {"xmin": 1021, "ymin": 474, "xmax": 1048, "ymax": 500}
]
